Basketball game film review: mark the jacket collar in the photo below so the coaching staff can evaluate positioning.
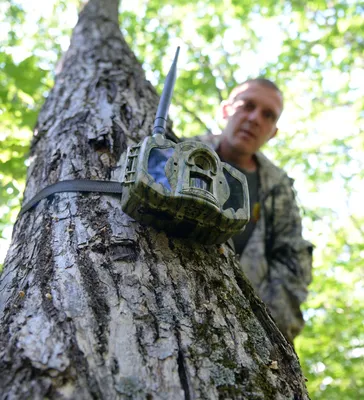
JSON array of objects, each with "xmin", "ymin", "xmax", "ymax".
[{"xmin": 254, "ymin": 151, "xmax": 287, "ymax": 195}]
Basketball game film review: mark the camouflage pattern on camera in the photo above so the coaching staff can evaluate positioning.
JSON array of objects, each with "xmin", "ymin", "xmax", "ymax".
[{"xmin": 121, "ymin": 134, "xmax": 250, "ymax": 244}]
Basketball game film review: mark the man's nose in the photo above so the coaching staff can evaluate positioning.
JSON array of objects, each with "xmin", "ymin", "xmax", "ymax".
[{"xmin": 247, "ymin": 109, "xmax": 261, "ymax": 125}]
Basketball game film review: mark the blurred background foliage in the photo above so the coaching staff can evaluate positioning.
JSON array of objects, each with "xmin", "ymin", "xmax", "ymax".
[{"xmin": 0, "ymin": 0, "xmax": 363, "ymax": 398}]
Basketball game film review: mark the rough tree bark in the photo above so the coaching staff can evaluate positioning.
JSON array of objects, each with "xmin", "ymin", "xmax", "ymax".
[{"xmin": 0, "ymin": 0, "xmax": 309, "ymax": 399}]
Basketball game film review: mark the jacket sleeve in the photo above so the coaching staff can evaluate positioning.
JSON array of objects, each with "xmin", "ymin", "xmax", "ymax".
[{"xmin": 261, "ymin": 175, "xmax": 313, "ymax": 342}]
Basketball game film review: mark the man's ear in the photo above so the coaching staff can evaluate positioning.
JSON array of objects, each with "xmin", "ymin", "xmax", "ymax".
[{"xmin": 220, "ymin": 100, "xmax": 232, "ymax": 120}]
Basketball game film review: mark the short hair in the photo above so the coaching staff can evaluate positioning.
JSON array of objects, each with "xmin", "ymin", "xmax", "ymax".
[{"xmin": 228, "ymin": 78, "xmax": 283, "ymax": 102}]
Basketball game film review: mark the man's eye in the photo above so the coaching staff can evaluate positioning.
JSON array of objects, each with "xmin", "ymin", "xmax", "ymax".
[
  {"xmin": 244, "ymin": 102, "xmax": 255, "ymax": 110},
  {"xmin": 264, "ymin": 111, "xmax": 275, "ymax": 120}
]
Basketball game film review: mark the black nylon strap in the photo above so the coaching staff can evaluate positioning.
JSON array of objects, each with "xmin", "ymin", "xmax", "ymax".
[{"xmin": 20, "ymin": 180, "xmax": 124, "ymax": 215}]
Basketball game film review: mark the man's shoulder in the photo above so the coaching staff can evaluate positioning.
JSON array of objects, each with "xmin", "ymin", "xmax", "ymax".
[
  {"xmin": 255, "ymin": 151, "xmax": 292, "ymax": 192},
  {"xmin": 255, "ymin": 151, "xmax": 285, "ymax": 176}
]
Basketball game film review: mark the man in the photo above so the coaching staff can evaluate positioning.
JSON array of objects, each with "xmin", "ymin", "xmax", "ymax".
[{"xmin": 200, "ymin": 78, "xmax": 313, "ymax": 342}]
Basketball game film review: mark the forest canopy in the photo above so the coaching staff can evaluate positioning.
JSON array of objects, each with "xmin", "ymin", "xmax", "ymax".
[{"xmin": 0, "ymin": 0, "xmax": 363, "ymax": 398}]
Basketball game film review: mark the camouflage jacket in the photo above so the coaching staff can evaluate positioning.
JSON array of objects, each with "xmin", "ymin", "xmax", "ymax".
[{"xmin": 195, "ymin": 134, "xmax": 313, "ymax": 342}]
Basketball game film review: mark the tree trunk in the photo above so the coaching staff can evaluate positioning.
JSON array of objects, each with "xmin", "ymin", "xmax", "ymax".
[{"xmin": 0, "ymin": 0, "xmax": 309, "ymax": 398}]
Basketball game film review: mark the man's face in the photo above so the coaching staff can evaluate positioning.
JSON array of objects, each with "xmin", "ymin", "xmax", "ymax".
[{"xmin": 221, "ymin": 82, "xmax": 283, "ymax": 157}]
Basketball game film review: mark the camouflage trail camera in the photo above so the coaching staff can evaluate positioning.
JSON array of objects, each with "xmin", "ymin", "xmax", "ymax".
[{"xmin": 121, "ymin": 135, "xmax": 249, "ymax": 244}]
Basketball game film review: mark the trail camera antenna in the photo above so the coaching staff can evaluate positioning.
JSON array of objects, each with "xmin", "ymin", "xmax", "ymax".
[{"xmin": 152, "ymin": 47, "xmax": 180, "ymax": 137}]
